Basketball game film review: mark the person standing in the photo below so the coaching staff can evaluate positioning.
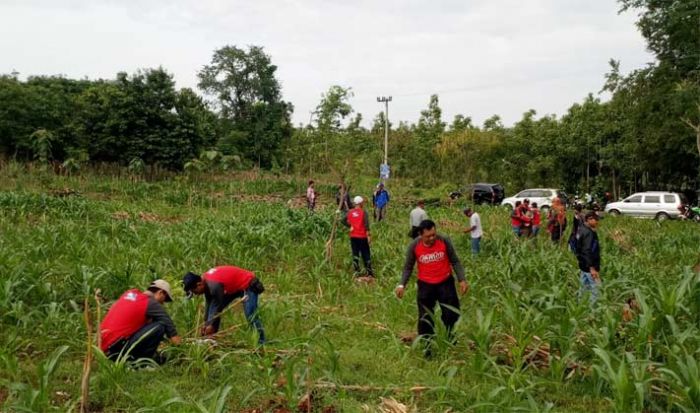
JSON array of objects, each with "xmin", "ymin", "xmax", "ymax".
[
  {"xmin": 395, "ymin": 220, "xmax": 469, "ymax": 355},
  {"xmin": 519, "ymin": 199, "xmax": 533, "ymax": 238},
  {"xmin": 344, "ymin": 196, "xmax": 374, "ymax": 277},
  {"xmin": 547, "ymin": 197, "xmax": 567, "ymax": 243},
  {"xmin": 409, "ymin": 200, "xmax": 429, "ymax": 238},
  {"xmin": 575, "ymin": 212, "xmax": 601, "ymax": 305},
  {"xmin": 100, "ymin": 280, "xmax": 181, "ymax": 363},
  {"xmin": 568, "ymin": 204, "xmax": 584, "ymax": 252},
  {"xmin": 511, "ymin": 201, "xmax": 523, "ymax": 237},
  {"xmin": 306, "ymin": 180, "xmax": 317, "ymax": 213},
  {"xmin": 530, "ymin": 202, "xmax": 541, "ymax": 237},
  {"xmin": 182, "ymin": 266, "xmax": 266, "ymax": 345},
  {"xmin": 335, "ymin": 183, "xmax": 352, "ymax": 213},
  {"xmin": 463, "ymin": 207, "xmax": 482, "ymax": 255},
  {"xmin": 372, "ymin": 183, "xmax": 390, "ymax": 222}
]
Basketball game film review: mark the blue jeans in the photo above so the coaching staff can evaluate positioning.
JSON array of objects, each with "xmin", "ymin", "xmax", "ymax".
[
  {"xmin": 512, "ymin": 226, "xmax": 521, "ymax": 237},
  {"xmin": 206, "ymin": 288, "xmax": 266, "ymax": 344},
  {"xmin": 578, "ymin": 271, "xmax": 599, "ymax": 305},
  {"xmin": 532, "ymin": 226, "xmax": 540, "ymax": 236},
  {"xmin": 471, "ymin": 237, "xmax": 481, "ymax": 255}
]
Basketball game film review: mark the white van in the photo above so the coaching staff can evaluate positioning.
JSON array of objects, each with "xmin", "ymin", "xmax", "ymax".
[{"xmin": 604, "ymin": 192, "xmax": 684, "ymax": 220}]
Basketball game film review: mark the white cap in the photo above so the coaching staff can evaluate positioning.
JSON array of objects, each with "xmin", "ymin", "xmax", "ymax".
[
  {"xmin": 353, "ymin": 196, "xmax": 364, "ymax": 205},
  {"xmin": 150, "ymin": 279, "xmax": 173, "ymax": 302}
]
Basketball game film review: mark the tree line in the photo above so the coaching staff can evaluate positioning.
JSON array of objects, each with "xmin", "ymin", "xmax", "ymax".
[{"xmin": 0, "ymin": 0, "xmax": 697, "ymax": 198}]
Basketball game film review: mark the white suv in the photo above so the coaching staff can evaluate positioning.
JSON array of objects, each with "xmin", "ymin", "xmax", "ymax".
[
  {"xmin": 501, "ymin": 188, "xmax": 564, "ymax": 211},
  {"xmin": 604, "ymin": 192, "xmax": 684, "ymax": 221}
]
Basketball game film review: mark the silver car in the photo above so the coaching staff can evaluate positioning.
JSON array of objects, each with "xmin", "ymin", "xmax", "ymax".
[{"xmin": 604, "ymin": 192, "xmax": 684, "ymax": 221}]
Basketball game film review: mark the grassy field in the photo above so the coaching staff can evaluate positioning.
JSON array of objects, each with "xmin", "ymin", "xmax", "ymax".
[{"xmin": 1, "ymin": 166, "xmax": 699, "ymax": 412}]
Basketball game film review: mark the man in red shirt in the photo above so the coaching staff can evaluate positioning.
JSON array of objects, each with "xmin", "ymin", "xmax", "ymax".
[
  {"xmin": 343, "ymin": 196, "xmax": 374, "ymax": 277},
  {"xmin": 530, "ymin": 202, "xmax": 542, "ymax": 237},
  {"xmin": 395, "ymin": 220, "xmax": 469, "ymax": 355},
  {"xmin": 182, "ymin": 266, "xmax": 266, "ymax": 345},
  {"xmin": 100, "ymin": 279, "xmax": 181, "ymax": 363}
]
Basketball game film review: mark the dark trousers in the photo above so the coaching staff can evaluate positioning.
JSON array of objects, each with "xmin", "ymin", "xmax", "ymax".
[
  {"xmin": 374, "ymin": 206, "xmax": 387, "ymax": 222},
  {"xmin": 350, "ymin": 237, "xmax": 373, "ymax": 276},
  {"xmin": 409, "ymin": 226, "xmax": 420, "ymax": 239},
  {"xmin": 106, "ymin": 322, "xmax": 165, "ymax": 362},
  {"xmin": 417, "ymin": 277, "xmax": 461, "ymax": 339}
]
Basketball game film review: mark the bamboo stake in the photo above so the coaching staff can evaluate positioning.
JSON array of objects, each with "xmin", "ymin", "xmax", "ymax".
[{"xmin": 80, "ymin": 296, "xmax": 93, "ymax": 413}]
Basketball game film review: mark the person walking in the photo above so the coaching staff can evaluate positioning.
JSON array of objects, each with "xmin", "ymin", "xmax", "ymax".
[
  {"xmin": 463, "ymin": 207, "xmax": 482, "ymax": 255},
  {"xmin": 547, "ymin": 197, "xmax": 567, "ymax": 243},
  {"xmin": 344, "ymin": 196, "xmax": 374, "ymax": 277},
  {"xmin": 372, "ymin": 182, "xmax": 390, "ymax": 222},
  {"xmin": 395, "ymin": 220, "xmax": 469, "ymax": 356},
  {"xmin": 100, "ymin": 279, "xmax": 181, "ymax": 363},
  {"xmin": 182, "ymin": 266, "xmax": 266, "ymax": 345},
  {"xmin": 575, "ymin": 212, "xmax": 601, "ymax": 305},
  {"xmin": 306, "ymin": 180, "xmax": 317, "ymax": 213},
  {"xmin": 409, "ymin": 200, "xmax": 429, "ymax": 238}
]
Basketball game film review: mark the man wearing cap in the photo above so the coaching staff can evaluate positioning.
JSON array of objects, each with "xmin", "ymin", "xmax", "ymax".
[
  {"xmin": 372, "ymin": 182, "xmax": 390, "ymax": 222},
  {"xmin": 575, "ymin": 212, "xmax": 602, "ymax": 305},
  {"xmin": 396, "ymin": 220, "xmax": 469, "ymax": 354},
  {"xmin": 100, "ymin": 279, "xmax": 181, "ymax": 363},
  {"xmin": 182, "ymin": 266, "xmax": 266, "ymax": 344},
  {"xmin": 344, "ymin": 196, "xmax": 374, "ymax": 277}
]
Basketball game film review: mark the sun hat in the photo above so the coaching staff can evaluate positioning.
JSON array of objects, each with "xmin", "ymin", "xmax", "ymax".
[
  {"xmin": 353, "ymin": 196, "xmax": 364, "ymax": 205},
  {"xmin": 149, "ymin": 279, "xmax": 173, "ymax": 302}
]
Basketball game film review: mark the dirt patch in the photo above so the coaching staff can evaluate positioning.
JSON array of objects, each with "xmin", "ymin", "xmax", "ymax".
[
  {"xmin": 437, "ymin": 219, "xmax": 463, "ymax": 232},
  {"xmin": 49, "ymin": 187, "xmax": 80, "ymax": 198},
  {"xmin": 693, "ymin": 260, "xmax": 700, "ymax": 274},
  {"xmin": 398, "ymin": 331, "xmax": 417, "ymax": 344},
  {"xmin": 110, "ymin": 211, "xmax": 182, "ymax": 223}
]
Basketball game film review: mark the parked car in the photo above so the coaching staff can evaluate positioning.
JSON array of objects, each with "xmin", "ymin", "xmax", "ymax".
[
  {"xmin": 501, "ymin": 188, "xmax": 566, "ymax": 211},
  {"xmin": 604, "ymin": 192, "xmax": 685, "ymax": 221},
  {"xmin": 449, "ymin": 183, "xmax": 505, "ymax": 205}
]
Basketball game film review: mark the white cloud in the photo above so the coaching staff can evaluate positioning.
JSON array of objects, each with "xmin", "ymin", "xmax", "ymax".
[{"xmin": 0, "ymin": 0, "xmax": 653, "ymax": 126}]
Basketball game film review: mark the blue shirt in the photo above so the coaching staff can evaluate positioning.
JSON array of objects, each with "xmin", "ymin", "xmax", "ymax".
[{"xmin": 374, "ymin": 189, "xmax": 390, "ymax": 208}]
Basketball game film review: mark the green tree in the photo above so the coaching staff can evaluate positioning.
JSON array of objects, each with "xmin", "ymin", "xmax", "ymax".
[{"xmin": 198, "ymin": 46, "xmax": 293, "ymax": 167}]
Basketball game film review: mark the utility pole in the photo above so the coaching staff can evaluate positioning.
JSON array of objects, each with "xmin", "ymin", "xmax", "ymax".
[{"xmin": 377, "ymin": 96, "xmax": 392, "ymax": 166}]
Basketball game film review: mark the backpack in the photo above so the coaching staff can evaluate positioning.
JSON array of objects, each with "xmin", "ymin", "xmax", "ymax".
[{"xmin": 568, "ymin": 227, "xmax": 581, "ymax": 255}]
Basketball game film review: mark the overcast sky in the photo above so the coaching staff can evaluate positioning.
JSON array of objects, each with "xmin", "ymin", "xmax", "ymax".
[{"xmin": 1, "ymin": 0, "xmax": 654, "ymax": 127}]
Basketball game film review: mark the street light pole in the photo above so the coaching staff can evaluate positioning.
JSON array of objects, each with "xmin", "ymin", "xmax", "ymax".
[{"xmin": 377, "ymin": 96, "xmax": 392, "ymax": 165}]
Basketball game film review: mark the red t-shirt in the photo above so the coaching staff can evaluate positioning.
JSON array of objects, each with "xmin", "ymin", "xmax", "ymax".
[
  {"xmin": 532, "ymin": 209, "xmax": 541, "ymax": 226},
  {"xmin": 414, "ymin": 238, "xmax": 453, "ymax": 284},
  {"xmin": 347, "ymin": 208, "xmax": 368, "ymax": 238},
  {"xmin": 204, "ymin": 266, "xmax": 255, "ymax": 295},
  {"xmin": 100, "ymin": 289, "xmax": 149, "ymax": 352}
]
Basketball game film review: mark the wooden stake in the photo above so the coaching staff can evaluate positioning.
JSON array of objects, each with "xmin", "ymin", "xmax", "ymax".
[{"xmin": 80, "ymin": 296, "xmax": 93, "ymax": 413}]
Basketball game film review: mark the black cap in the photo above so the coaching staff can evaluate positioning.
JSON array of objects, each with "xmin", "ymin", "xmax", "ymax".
[
  {"xmin": 182, "ymin": 272, "xmax": 202, "ymax": 298},
  {"xmin": 585, "ymin": 211, "xmax": 599, "ymax": 221}
]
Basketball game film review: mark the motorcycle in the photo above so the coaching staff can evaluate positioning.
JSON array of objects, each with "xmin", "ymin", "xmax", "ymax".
[{"xmin": 678, "ymin": 205, "xmax": 700, "ymax": 222}]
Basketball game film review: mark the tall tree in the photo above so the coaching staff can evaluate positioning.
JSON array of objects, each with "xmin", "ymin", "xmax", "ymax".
[
  {"xmin": 415, "ymin": 94, "xmax": 445, "ymax": 146},
  {"xmin": 198, "ymin": 46, "xmax": 293, "ymax": 167}
]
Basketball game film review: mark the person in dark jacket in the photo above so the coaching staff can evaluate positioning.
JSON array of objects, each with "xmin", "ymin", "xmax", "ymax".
[
  {"xmin": 575, "ymin": 212, "xmax": 601, "ymax": 305},
  {"xmin": 568, "ymin": 204, "xmax": 584, "ymax": 252}
]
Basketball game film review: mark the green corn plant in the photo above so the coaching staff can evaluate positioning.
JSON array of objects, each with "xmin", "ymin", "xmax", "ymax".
[
  {"xmin": 658, "ymin": 351, "xmax": 700, "ymax": 413},
  {"xmin": 8, "ymin": 345, "xmax": 68, "ymax": 412},
  {"xmin": 189, "ymin": 383, "xmax": 233, "ymax": 413},
  {"xmin": 592, "ymin": 348, "xmax": 657, "ymax": 412}
]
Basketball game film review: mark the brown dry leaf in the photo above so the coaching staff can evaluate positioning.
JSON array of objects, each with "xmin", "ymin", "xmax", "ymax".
[
  {"xmin": 355, "ymin": 276, "xmax": 376, "ymax": 284},
  {"xmin": 379, "ymin": 397, "xmax": 416, "ymax": 413},
  {"xmin": 111, "ymin": 211, "xmax": 130, "ymax": 220},
  {"xmin": 693, "ymin": 261, "xmax": 700, "ymax": 274}
]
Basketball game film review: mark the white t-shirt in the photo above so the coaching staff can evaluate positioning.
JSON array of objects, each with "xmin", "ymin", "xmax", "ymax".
[
  {"xmin": 409, "ymin": 207, "xmax": 428, "ymax": 227},
  {"xmin": 470, "ymin": 212, "xmax": 482, "ymax": 238}
]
